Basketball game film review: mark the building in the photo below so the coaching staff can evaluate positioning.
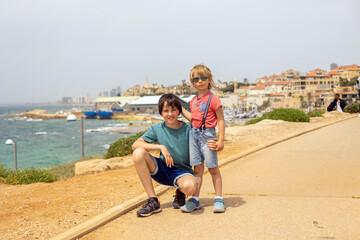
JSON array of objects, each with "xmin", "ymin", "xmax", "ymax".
[
  {"xmin": 330, "ymin": 63, "xmax": 338, "ymax": 70},
  {"xmin": 95, "ymin": 96, "xmax": 139, "ymax": 111},
  {"xmin": 103, "ymin": 91, "xmax": 109, "ymax": 97},
  {"xmin": 116, "ymin": 86, "xmax": 121, "ymax": 96},
  {"xmin": 264, "ymin": 81, "xmax": 291, "ymax": 95},
  {"xmin": 281, "ymin": 69, "xmax": 300, "ymax": 82},
  {"xmin": 219, "ymin": 94, "xmax": 238, "ymax": 110},
  {"xmin": 74, "ymin": 96, "xmax": 85, "ymax": 104},
  {"xmin": 269, "ymin": 93, "xmax": 285, "ymax": 109},
  {"xmin": 123, "ymin": 85, "xmax": 141, "ymax": 96},
  {"xmin": 334, "ymin": 86, "xmax": 358, "ymax": 101},
  {"xmin": 85, "ymin": 93, "xmax": 92, "ymax": 104},
  {"xmin": 293, "ymin": 69, "xmax": 334, "ymax": 96},
  {"xmin": 62, "ymin": 97, "xmax": 73, "ymax": 104},
  {"xmin": 110, "ymin": 89, "xmax": 117, "ymax": 97},
  {"xmin": 129, "ymin": 96, "xmax": 163, "ymax": 113},
  {"xmin": 328, "ymin": 71, "xmax": 342, "ymax": 86}
]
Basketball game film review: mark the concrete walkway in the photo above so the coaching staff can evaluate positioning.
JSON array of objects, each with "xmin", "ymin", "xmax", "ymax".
[{"xmin": 83, "ymin": 117, "xmax": 360, "ymax": 240}]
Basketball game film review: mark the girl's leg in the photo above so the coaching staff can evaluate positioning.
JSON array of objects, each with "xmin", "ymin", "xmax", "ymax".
[
  {"xmin": 208, "ymin": 166, "xmax": 223, "ymax": 197},
  {"xmin": 193, "ymin": 164, "xmax": 205, "ymax": 197},
  {"xmin": 132, "ymin": 148, "xmax": 157, "ymax": 198}
]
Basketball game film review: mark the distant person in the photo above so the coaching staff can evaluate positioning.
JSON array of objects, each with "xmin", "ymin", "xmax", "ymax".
[
  {"xmin": 132, "ymin": 93, "xmax": 197, "ymax": 217},
  {"xmin": 357, "ymin": 76, "xmax": 360, "ymax": 117},
  {"xmin": 327, "ymin": 93, "xmax": 346, "ymax": 112},
  {"xmin": 181, "ymin": 64, "xmax": 226, "ymax": 213}
]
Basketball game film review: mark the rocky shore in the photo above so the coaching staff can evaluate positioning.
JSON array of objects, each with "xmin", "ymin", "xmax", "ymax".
[
  {"xmin": 0, "ymin": 111, "xmax": 355, "ymax": 240},
  {"xmin": 11, "ymin": 109, "xmax": 69, "ymax": 119}
]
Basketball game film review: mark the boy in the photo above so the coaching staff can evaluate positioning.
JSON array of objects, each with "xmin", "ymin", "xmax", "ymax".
[{"xmin": 132, "ymin": 93, "xmax": 197, "ymax": 217}]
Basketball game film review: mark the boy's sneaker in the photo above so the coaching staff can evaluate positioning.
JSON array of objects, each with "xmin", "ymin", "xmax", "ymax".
[
  {"xmin": 213, "ymin": 198, "xmax": 226, "ymax": 213},
  {"xmin": 136, "ymin": 198, "xmax": 162, "ymax": 217},
  {"xmin": 180, "ymin": 198, "xmax": 201, "ymax": 213},
  {"xmin": 172, "ymin": 189, "xmax": 186, "ymax": 209}
]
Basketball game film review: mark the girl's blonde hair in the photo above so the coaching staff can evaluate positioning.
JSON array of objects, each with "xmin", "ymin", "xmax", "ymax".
[{"xmin": 190, "ymin": 64, "xmax": 214, "ymax": 90}]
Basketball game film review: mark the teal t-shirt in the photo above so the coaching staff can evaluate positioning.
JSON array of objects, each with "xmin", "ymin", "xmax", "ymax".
[{"xmin": 141, "ymin": 121, "xmax": 193, "ymax": 173}]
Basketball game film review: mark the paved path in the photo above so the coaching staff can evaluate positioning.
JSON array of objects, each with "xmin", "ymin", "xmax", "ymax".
[{"xmin": 83, "ymin": 117, "xmax": 360, "ymax": 240}]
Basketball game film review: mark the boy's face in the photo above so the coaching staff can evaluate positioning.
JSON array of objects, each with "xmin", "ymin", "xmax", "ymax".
[
  {"xmin": 191, "ymin": 72, "xmax": 210, "ymax": 91},
  {"xmin": 161, "ymin": 101, "xmax": 180, "ymax": 125}
]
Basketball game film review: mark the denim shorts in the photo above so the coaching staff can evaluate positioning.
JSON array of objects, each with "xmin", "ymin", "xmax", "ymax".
[
  {"xmin": 189, "ymin": 127, "xmax": 218, "ymax": 168},
  {"xmin": 150, "ymin": 156, "xmax": 196, "ymax": 188}
]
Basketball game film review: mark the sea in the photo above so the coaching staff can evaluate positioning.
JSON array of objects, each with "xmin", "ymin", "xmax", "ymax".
[{"xmin": 0, "ymin": 105, "xmax": 143, "ymax": 169}]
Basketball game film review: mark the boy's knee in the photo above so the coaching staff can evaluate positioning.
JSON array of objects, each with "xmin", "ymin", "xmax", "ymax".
[
  {"xmin": 180, "ymin": 179, "xmax": 197, "ymax": 196},
  {"xmin": 132, "ymin": 148, "xmax": 146, "ymax": 163}
]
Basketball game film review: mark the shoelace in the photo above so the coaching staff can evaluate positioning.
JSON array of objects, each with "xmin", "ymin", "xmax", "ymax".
[{"xmin": 142, "ymin": 199, "xmax": 155, "ymax": 210}]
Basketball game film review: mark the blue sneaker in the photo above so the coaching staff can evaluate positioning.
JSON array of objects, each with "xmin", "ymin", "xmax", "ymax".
[
  {"xmin": 213, "ymin": 198, "xmax": 226, "ymax": 213},
  {"xmin": 180, "ymin": 198, "xmax": 201, "ymax": 213}
]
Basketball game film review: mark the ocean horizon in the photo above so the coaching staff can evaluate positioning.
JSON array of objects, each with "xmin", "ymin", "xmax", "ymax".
[{"xmin": 0, "ymin": 105, "xmax": 139, "ymax": 170}]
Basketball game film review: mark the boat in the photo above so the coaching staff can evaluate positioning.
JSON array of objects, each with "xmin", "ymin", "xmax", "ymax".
[
  {"xmin": 84, "ymin": 111, "xmax": 98, "ymax": 119},
  {"xmin": 97, "ymin": 111, "xmax": 113, "ymax": 119},
  {"xmin": 5, "ymin": 139, "xmax": 14, "ymax": 145},
  {"xmin": 111, "ymin": 108, "xmax": 124, "ymax": 112},
  {"xmin": 66, "ymin": 114, "xmax": 77, "ymax": 121}
]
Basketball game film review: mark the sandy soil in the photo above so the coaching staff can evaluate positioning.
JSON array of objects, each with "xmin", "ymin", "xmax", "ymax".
[{"xmin": 0, "ymin": 111, "xmax": 354, "ymax": 240}]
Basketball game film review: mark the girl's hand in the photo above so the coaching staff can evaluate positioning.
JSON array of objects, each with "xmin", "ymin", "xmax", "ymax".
[
  {"xmin": 160, "ymin": 145, "xmax": 174, "ymax": 167},
  {"xmin": 207, "ymin": 138, "xmax": 224, "ymax": 152}
]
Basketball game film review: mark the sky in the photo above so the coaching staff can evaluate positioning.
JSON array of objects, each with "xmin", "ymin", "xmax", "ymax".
[{"xmin": 1, "ymin": 0, "xmax": 360, "ymax": 104}]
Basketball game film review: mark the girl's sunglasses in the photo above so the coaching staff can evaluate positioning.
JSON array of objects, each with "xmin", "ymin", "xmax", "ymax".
[{"xmin": 191, "ymin": 76, "xmax": 208, "ymax": 83}]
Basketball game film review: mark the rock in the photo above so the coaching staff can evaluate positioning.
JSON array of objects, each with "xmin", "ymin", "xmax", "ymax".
[{"xmin": 74, "ymin": 157, "xmax": 133, "ymax": 176}]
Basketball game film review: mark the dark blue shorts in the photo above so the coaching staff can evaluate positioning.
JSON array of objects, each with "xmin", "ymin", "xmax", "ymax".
[{"xmin": 150, "ymin": 156, "xmax": 196, "ymax": 188}]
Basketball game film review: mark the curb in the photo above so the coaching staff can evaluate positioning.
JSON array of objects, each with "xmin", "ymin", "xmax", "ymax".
[
  {"xmin": 51, "ymin": 115, "xmax": 356, "ymax": 240},
  {"xmin": 51, "ymin": 185, "xmax": 171, "ymax": 240}
]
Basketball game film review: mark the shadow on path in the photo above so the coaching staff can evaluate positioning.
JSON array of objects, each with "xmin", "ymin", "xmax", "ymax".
[{"xmin": 160, "ymin": 196, "xmax": 246, "ymax": 215}]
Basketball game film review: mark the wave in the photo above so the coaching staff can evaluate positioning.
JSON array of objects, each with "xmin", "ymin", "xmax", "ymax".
[
  {"xmin": 26, "ymin": 118, "xmax": 43, "ymax": 122},
  {"xmin": 35, "ymin": 132, "xmax": 48, "ymax": 135},
  {"xmin": 8, "ymin": 117, "xmax": 27, "ymax": 121},
  {"xmin": 34, "ymin": 131, "xmax": 58, "ymax": 135},
  {"xmin": 86, "ymin": 126, "xmax": 129, "ymax": 133}
]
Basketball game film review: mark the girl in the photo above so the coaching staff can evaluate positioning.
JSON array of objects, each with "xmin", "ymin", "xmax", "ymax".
[{"xmin": 181, "ymin": 64, "xmax": 226, "ymax": 213}]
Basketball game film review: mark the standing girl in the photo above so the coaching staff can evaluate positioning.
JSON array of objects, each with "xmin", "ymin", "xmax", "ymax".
[{"xmin": 181, "ymin": 64, "xmax": 226, "ymax": 213}]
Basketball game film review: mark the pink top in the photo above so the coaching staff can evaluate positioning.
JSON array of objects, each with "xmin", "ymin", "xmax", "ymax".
[{"xmin": 190, "ymin": 91, "xmax": 222, "ymax": 128}]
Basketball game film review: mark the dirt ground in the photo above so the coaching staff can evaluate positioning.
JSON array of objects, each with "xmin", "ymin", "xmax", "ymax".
[{"xmin": 0, "ymin": 112, "xmax": 354, "ymax": 240}]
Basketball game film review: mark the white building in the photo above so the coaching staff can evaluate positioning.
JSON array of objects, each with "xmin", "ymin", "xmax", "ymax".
[{"xmin": 95, "ymin": 96, "xmax": 139, "ymax": 111}]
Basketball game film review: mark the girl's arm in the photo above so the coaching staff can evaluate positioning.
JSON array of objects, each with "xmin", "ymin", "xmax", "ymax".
[
  {"xmin": 181, "ymin": 107, "xmax": 191, "ymax": 121},
  {"xmin": 207, "ymin": 106, "xmax": 225, "ymax": 151},
  {"xmin": 132, "ymin": 138, "xmax": 174, "ymax": 167}
]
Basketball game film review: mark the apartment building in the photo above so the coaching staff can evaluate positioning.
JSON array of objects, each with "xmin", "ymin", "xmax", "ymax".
[
  {"xmin": 293, "ymin": 69, "xmax": 334, "ymax": 96},
  {"xmin": 332, "ymin": 64, "xmax": 360, "ymax": 80}
]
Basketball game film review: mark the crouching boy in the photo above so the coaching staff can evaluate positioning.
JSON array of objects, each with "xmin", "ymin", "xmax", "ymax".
[{"xmin": 132, "ymin": 93, "xmax": 197, "ymax": 217}]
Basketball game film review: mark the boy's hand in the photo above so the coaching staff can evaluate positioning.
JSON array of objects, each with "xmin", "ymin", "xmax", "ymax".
[
  {"xmin": 160, "ymin": 145, "xmax": 174, "ymax": 168},
  {"xmin": 207, "ymin": 138, "xmax": 224, "ymax": 152}
]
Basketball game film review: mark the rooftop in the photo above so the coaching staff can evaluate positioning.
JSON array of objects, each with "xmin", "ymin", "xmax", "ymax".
[{"xmin": 130, "ymin": 96, "xmax": 162, "ymax": 105}]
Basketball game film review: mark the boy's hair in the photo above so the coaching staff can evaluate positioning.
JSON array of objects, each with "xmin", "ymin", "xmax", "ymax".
[
  {"xmin": 190, "ymin": 64, "xmax": 214, "ymax": 90},
  {"xmin": 158, "ymin": 94, "xmax": 183, "ymax": 114}
]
